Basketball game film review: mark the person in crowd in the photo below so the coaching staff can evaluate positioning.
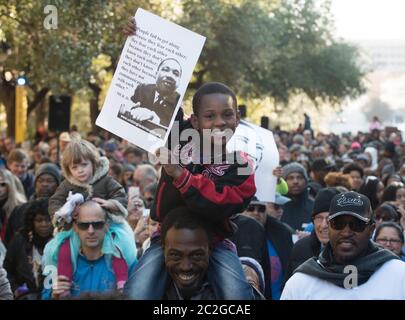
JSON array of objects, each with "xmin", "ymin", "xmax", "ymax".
[
  {"xmin": 382, "ymin": 183, "xmax": 405, "ymax": 207},
  {"xmin": 143, "ymin": 182, "xmax": 157, "ymax": 209},
  {"xmin": 109, "ymin": 163, "xmax": 123, "ymax": 183},
  {"xmin": 0, "ymin": 169, "xmax": 27, "ymax": 244},
  {"xmin": 120, "ymin": 164, "xmax": 135, "ymax": 192},
  {"xmin": 281, "ymin": 162, "xmax": 314, "ymax": 232},
  {"xmin": 240, "ymin": 256, "xmax": 266, "ymax": 299},
  {"xmin": 123, "ymin": 146, "xmax": 144, "ymax": 167},
  {"xmin": 7, "ymin": 149, "xmax": 35, "ymax": 199},
  {"xmin": 307, "ymin": 158, "xmax": 335, "ymax": 198},
  {"xmin": 285, "ymin": 188, "xmax": 341, "ymax": 282},
  {"xmin": 42, "ymin": 201, "xmax": 133, "ymax": 299},
  {"xmin": 4, "ymin": 163, "xmax": 61, "ymax": 246},
  {"xmin": 46, "ymin": 137, "xmax": 137, "ymax": 294},
  {"xmin": 124, "ymin": 81, "xmax": 256, "ymax": 300},
  {"xmin": 324, "ymin": 172, "xmax": 352, "ymax": 191},
  {"xmin": 266, "ymin": 193, "xmax": 291, "ymax": 222},
  {"xmin": 241, "ymin": 196, "xmax": 293, "ymax": 300},
  {"xmin": 282, "ymin": 191, "xmax": 405, "ymax": 299},
  {"xmin": 342, "ymin": 163, "xmax": 364, "ymax": 191},
  {"xmin": 374, "ymin": 222, "xmax": 405, "ymax": 261},
  {"xmin": 358, "ymin": 175, "xmax": 384, "ymax": 210},
  {"xmin": 374, "ymin": 203, "xmax": 401, "ymax": 227},
  {"xmin": 4, "ymin": 198, "xmax": 53, "ymax": 299},
  {"xmin": 132, "ymin": 164, "xmax": 158, "ymax": 196}
]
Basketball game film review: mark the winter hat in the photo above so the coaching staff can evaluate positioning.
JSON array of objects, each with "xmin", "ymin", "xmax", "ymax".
[
  {"xmin": 239, "ymin": 257, "xmax": 265, "ymax": 293},
  {"xmin": 312, "ymin": 187, "xmax": 341, "ymax": 218},
  {"xmin": 351, "ymin": 142, "xmax": 361, "ymax": 150},
  {"xmin": 35, "ymin": 163, "xmax": 61, "ymax": 185},
  {"xmin": 283, "ymin": 162, "xmax": 309, "ymax": 182}
]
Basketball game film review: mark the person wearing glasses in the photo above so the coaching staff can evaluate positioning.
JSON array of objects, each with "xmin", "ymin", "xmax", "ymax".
[
  {"xmin": 281, "ymin": 191, "xmax": 405, "ymax": 299},
  {"xmin": 241, "ymin": 196, "xmax": 293, "ymax": 300},
  {"xmin": 285, "ymin": 188, "xmax": 341, "ymax": 283},
  {"xmin": 42, "ymin": 201, "xmax": 133, "ymax": 299},
  {"xmin": 374, "ymin": 222, "xmax": 405, "ymax": 261}
]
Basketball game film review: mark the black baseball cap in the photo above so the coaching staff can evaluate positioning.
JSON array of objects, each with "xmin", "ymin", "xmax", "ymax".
[{"xmin": 329, "ymin": 191, "xmax": 372, "ymax": 223}]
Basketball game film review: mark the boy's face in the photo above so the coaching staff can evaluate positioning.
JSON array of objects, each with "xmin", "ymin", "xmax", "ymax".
[
  {"xmin": 69, "ymin": 159, "xmax": 93, "ymax": 183},
  {"xmin": 9, "ymin": 160, "xmax": 28, "ymax": 179},
  {"xmin": 191, "ymin": 93, "xmax": 240, "ymax": 148}
]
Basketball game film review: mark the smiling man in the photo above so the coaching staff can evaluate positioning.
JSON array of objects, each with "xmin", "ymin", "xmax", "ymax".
[
  {"xmin": 130, "ymin": 58, "xmax": 182, "ymax": 129},
  {"xmin": 281, "ymin": 191, "xmax": 405, "ymax": 300},
  {"xmin": 160, "ymin": 206, "xmax": 215, "ymax": 300}
]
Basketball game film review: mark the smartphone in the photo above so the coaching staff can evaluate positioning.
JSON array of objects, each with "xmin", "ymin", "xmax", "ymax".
[
  {"xmin": 143, "ymin": 208, "xmax": 150, "ymax": 217},
  {"xmin": 128, "ymin": 186, "xmax": 140, "ymax": 200}
]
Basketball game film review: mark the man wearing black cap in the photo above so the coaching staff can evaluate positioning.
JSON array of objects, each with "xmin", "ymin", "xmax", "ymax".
[
  {"xmin": 285, "ymin": 188, "xmax": 341, "ymax": 281},
  {"xmin": 281, "ymin": 191, "xmax": 405, "ymax": 299},
  {"xmin": 3, "ymin": 163, "xmax": 61, "ymax": 246}
]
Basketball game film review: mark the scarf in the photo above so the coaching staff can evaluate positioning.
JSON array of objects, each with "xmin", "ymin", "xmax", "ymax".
[{"xmin": 295, "ymin": 241, "xmax": 398, "ymax": 288}]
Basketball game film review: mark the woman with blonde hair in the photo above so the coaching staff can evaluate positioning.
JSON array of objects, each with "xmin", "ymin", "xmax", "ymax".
[{"xmin": 0, "ymin": 168, "xmax": 27, "ymax": 241}]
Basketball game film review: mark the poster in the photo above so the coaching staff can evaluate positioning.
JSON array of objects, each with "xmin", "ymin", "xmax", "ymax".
[
  {"xmin": 96, "ymin": 8, "xmax": 206, "ymax": 153},
  {"xmin": 227, "ymin": 120, "xmax": 279, "ymax": 202}
]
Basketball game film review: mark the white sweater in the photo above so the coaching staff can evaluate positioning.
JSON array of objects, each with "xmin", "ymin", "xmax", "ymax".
[{"xmin": 281, "ymin": 259, "xmax": 405, "ymax": 300}]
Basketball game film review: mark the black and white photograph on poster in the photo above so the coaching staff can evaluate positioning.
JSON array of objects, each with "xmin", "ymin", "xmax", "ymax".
[
  {"xmin": 96, "ymin": 8, "xmax": 205, "ymax": 153},
  {"xmin": 227, "ymin": 120, "xmax": 279, "ymax": 202}
]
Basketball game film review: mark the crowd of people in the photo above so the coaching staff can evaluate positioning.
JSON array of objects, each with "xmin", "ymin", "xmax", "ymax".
[
  {"xmin": 0, "ymin": 96, "xmax": 404, "ymax": 300},
  {"xmin": 0, "ymin": 22, "xmax": 405, "ymax": 301}
]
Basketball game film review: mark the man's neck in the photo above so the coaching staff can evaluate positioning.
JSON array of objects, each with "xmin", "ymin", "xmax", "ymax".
[{"xmin": 81, "ymin": 247, "xmax": 103, "ymax": 261}]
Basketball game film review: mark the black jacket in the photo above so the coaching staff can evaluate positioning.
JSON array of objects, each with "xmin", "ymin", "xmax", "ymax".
[
  {"xmin": 3, "ymin": 202, "xmax": 30, "ymax": 248},
  {"xmin": 3, "ymin": 233, "xmax": 50, "ymax": 298},
  {"xmin": 284, "ymin": 231, "xmax": 322, "ymax": 281},
  {"xmin": 230, "ymin": 214, "xmax": 266, "ymax": 266},
  {"xmin": 281, "ymin": 189, "xmax": 314, "ymax": 231},
  {"xmin": 262, "ymin": 215, "xmax": 294, "ymax": 299}
]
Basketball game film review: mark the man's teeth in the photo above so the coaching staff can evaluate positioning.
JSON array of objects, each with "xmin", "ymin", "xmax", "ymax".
[{"xmin": 178, "ymin": 274, "xmax": 195, "ymax": 281}]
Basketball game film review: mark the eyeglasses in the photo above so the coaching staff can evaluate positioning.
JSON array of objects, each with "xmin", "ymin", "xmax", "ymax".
[
  {"xmin": 313, "ymin": 216, "xmax": 329, "ymax": 224},
  {"xmin": 376, "ymin": 238, "xmax": 402, "ymax": 245},
  {"xmin": 329, "ymin": 216, "xmax": 371, "ymax": 232},
  {"xmin": 75, "ymin": 221, "xmax": 106, "ymax": 231},
  {"xmin": 247, "ymin": 205, "xmax": 266, "ymax": 213}
]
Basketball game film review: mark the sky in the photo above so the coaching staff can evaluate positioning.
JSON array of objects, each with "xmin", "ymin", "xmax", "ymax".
[{"xmin": 330, "ymin": 0, "xmax": 405, "ymax": 40}]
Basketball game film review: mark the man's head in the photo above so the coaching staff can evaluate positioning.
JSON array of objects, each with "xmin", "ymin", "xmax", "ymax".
[
  {"xmin": 283, "ymin": 162, "xmax": 308, "ymax": 196},
  {"xmin": 156, "ymin": 58, "xmax": 182, "ymax": 97},
  {"xmin": 266, "ymin": 193, "xmax": 291, "ymax": 220},
  {"xmin": 310, "ymin": 158, "xmax": 335, "ymax": 185},
  {"xmin": 328, "ymin": 191, "xmax": 375, "ymax": 264},
  {"xmin": 123, "ymin": 147, "xmax": 143, "ymax": 166},
  {"xmin": 161, "ymin": 206, "xmax": 212, "ymax": 299},
  {"xmin": 7, "ymin": 149, "xmax": 30, "ymax": 179},
  {"xmin": 34, "ymin": 163, "xmax": 61, "ymax": 198},
  {"xmin": 132, "ymin": 164, "xmax": 158, "ymax": 195},
  {"xmin": 191, "ymin": 82, "xmax": 240, "ymax": 150},
  {"xmin": 73, "ymin": 201, "xmax": 109, "ymax": 252},
  {"xmin": 244, "ymin": 197, "xmax": 267, "ymax": 226},
  {"xmin": 342, "ymin": 163, "xmax": 364, "ymax": 191},
  {"xmin": 312, "ymin": 188, "xmax": 341, "ymax": 245}
]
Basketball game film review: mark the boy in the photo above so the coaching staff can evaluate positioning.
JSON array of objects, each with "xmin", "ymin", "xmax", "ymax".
[{"xmin": 125, "ymin": 82, "xmax": 257, "ymax": 300}]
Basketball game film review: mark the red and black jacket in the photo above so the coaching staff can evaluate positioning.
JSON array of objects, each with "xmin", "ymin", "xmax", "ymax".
[{"xmin": 151, "ymin": 150, "xmax": 256, "ymax": 239}]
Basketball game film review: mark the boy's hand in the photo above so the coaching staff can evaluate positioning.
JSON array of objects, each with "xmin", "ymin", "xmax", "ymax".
[
  {"xmin": 155, "ymin": 147, "xmax": 183, "ymax": 180},
  {"xmin": 123, "ymin": 17, "xmax": 136, "ymax": 36},
  {"xmin": 92, "ymin": 198, "xmax": 119, "ymax": 212}
]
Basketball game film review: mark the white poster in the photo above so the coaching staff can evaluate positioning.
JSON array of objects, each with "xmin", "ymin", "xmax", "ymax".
[
  {"xmin": 96, "ymin": 8, "xmax": 206, "ymax": 153},
  {"xmin": 227, "ymin": 120, "xmax": 279, "ymax": 202}
]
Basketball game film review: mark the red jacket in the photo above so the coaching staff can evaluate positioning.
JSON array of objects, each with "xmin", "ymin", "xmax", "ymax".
[{"xmin": 151, "ymin": 150, "xmax": 256, "ymax": 238}]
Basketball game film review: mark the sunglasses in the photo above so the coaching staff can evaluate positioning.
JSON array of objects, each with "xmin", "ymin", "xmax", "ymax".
[
  {"xmin": 329, "ymin": 216, "xmax": 371, "ymax": 233},
  {"xmin": 75, "ymin": 221, "xmax": 106, "ymax": 231},
  {"xmin": 247, "ymin": 205, "xmax": 266, "ymax": 213}
]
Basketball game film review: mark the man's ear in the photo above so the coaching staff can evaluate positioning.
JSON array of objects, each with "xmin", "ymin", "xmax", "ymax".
[{"xmin": 190, "ymin": 114, "xmax": 199, "ymax": 130}]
